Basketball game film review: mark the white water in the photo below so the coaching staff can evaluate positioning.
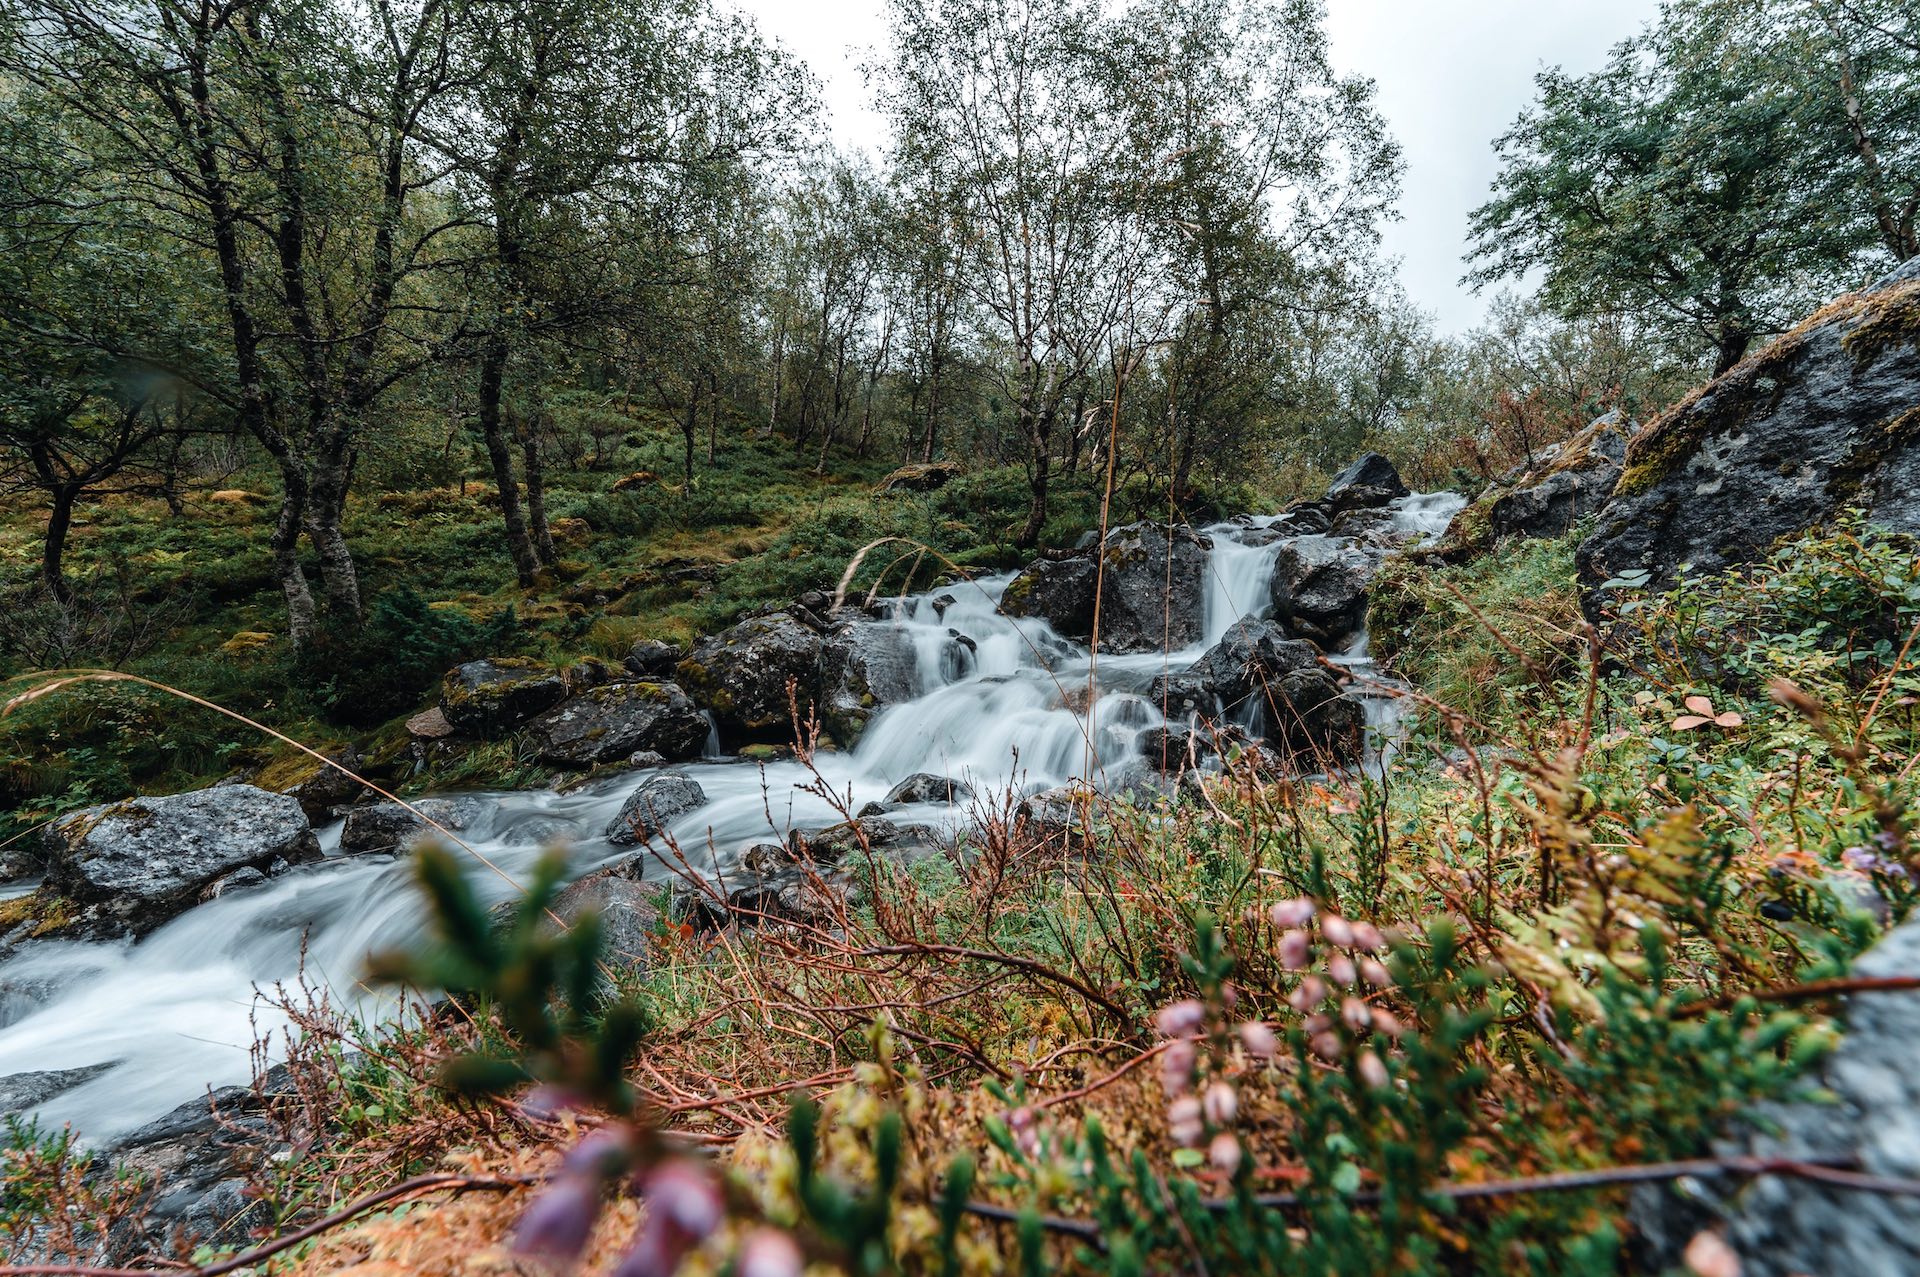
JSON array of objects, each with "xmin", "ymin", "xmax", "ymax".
[{"xmin": 0, "ymin": 492, "xmax": 1461, "ymax": 1143}]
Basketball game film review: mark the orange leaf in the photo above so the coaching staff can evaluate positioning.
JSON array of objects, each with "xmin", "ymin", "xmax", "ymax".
[
  {"xmin": 1672, "ymin": 715, "xmax": 1710, "ymax": 730},
  {"xmin": 1713, "ymin": 712, "xmax": 1744, "ymax": 727}
]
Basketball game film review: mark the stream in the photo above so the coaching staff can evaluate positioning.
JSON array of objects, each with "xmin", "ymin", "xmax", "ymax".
[{"xmin": 0, "ymin": 493, "xmax": 1461, "ymax": 1144}]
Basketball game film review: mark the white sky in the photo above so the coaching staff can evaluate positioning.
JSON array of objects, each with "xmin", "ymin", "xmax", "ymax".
[{"xmin": 732, "ymin": 0, "xmax": 1664, "ymax": 334}]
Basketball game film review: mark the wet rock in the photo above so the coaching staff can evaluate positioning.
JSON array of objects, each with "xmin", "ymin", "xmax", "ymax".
[
  {"xmin": 528, "ymin": 681, "xmax": 709, "ymax": 767},
  {"xmin": 277, "ymin": 747, "xmax": 367, "ymax": 820},
  {"xmin": 1136, "ymin": 725, "xmax": 1213, "ymax": 774},
  {"xmin": 605, "ymin": 772, "xmax": 706, "ymax": 847},
  {"xmin": 878, "ymin": 460, "xmax": 963, "ymax": 492},
  {"xmin": 338, "ymin": 796, "xmax": 490, "ymax": 854},
  {"xmin": 1268, "ymin": 536, "xmax": 1379, "ymax": 649},
  {"xmin": 1324, "ymin": 453, "xmax": 1408, "ymax": 507},
  {"xmin": 1581, "ymin": 259, "xmax": 1920, "ymax": 611},
  {"xmin": 1157, "ymin": 622, "xmax": 1365, "ymax": 765},
  {"xmin": 677, "ymin": 612, "xmax": 824, "ymax": 743},
  {"xmin": 882, "ymin": 773, "xmax": 975, "ymax": 807},
  {"xmin": 1629, "ymin": 912, "xmax": 1920, "ymax": 1275},
  {"xmin": 0, "ymin": 1063, "xmax": 113, "ymax": 1117},
  {"xmin": 998, "ymin": 555, "xmax": 1098, "ymax": 637},
  {"xmin": 547, "ymin": 871, "xmax": 662, "ymax": 973},
  {"xmin": 1190, "ymin": 619, "xmax": 1322, "ymax": 715},
  {"xmin": 107, "ymin": 1084, "xmax": 286, "ymax": 1256},
  {"xmin": 1146, "ymin": 670, "xmax": 1220, "ymax": 725},
  {"xmin": 43, "ymin": 786, "xmax": 320, "ymax": 928},
  {"xmin": 1470, "ymin": 413, "xmax": 1631, "ymax": 545},
  {"xmin": 1001, "ymin": 522, "xmax": 1212, "ymax": 653},
  {"xmin": 440, "ymin": 657, "xmax": 568, "ymax": 736},
  {"xmin": 788, "ymin": 815, "xmax": 943, "ymax": 866},
  {"xmin": 624, "ymin": 638, "xmax": 682, "ymax": 679},
  {"xmin": 1016, "ymin": 785, "xmax": 1094, "ymax": 850},
  {"xmin": 820, "ymin": 619, "xmax": 925, "ymax": 745},
  {"xmin": 206, "ymin": 866, "xmax": 268, "ymax": 897}
]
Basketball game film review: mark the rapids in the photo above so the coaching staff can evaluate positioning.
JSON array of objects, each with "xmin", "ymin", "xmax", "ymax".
[{"xmin": 0, "ymin": 492, "xmax": 1461, "ymax": 1143}]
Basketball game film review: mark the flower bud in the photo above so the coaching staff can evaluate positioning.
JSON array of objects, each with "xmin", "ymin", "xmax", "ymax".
[
  {"xmin": 1168, "ymin": 1095, "xmax": 1204, "ymax": 1147},
  {"xmin": 1357, "ymin": 1050, "xmax": 1390, "ymax": 1090},
  {"xmin": 1371, "ymin": 1007, "xmax": 1405, "ymax": 1038},
  {"xmin": 1287, "ymin": 975, "xmax": 1329, "ymax": 1012},
  {"xmin": 1208, "ymin": 1131, "xmax": 1243, "ymax": 1175},
  {"xmin": 513, "ymin": 1174, "xmax": 601, "ymax": 1264},
  {"xmin": 1155, "ymin": 999, "xmax": 1207, "ymax": 1038},
  {"xmin": 643, "ymin": 1160, "xmax": 723, "ymax": 1241},
  {"xmin": 1321, "ymin": 915, "xmax": 1355, "ymax": 948},
  {"xmin": 1269, "ymin": 898, "xmax": 1315, "ymax": 928},
  {"xmin": 1202, "ymin": 1080, "xmax": 1238, "ymax": 1127},
  {"xmin": 1279, "ymin": 929, "xmax": 1313, "ymax": 971},
  {"xmin": 1327, "ymin": 954, "xmax": 1357, "ymax": 986},
  {"xmin": 1349, "ymin": 921, "xmax": 1386, "ymax": 953},
  {"xmin": 561, "ymin": 1126, "xmax": 636, "ymax": 1180},
  {"xmin": 1159, "ymin": 1037, "xmax": 1198, "ymax": 1096},
  {"xmin": 737, "ymin": 1229, "xmax": 804, "ymax": 1277},
  {"xmin": 1359, "ymin": 957, "xmax": 1393, "ymax": 988},
  {"xmin": 1310, "ymin": 1031, "xmax": 1344, "ymax": 1062},
  {"xmin": 1238, "ymin": 1020, "xmax": 1278, "ymax": 1060},
  {"xmin": 1340, "ymin": 996, "xmax": 1373, "ymax": 1032},
  {"xmin": 1303, "ymin": 1013, "xmax": 1332, "ymax": 1035}
]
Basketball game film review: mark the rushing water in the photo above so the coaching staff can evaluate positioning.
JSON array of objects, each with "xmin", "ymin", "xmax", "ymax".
[{"xmin": 0, "ymin": 493, "xmax": 1461, "ymax": 1143}]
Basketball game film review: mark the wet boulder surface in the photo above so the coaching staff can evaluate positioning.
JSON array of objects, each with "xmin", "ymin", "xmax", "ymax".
[
  {"xmin": 527, "ymin": 680, "xmax": 709, "ymax": 767},
  {"xmin": 820, "ymin": 617, "xmax": 935, "ymax": 745},
  {"xmin": 337, "ymin": 795, "xmax": 491, "ymax": 854},
  {"xmin": 439, "ymin": 657, "xmax": 568, "ymax": 736},
  {"xmin": 677, "ymin": 611, "xmax": 825, "ymax": 743},
  {"xmin": 605, "ymin": 771, "xmax": 707, "ymax": 848},
  {"xmin": 1000, "ymin": 521, "xmax": 1212, "ymax": 653},
  {"xmin": 1267, "ymin": 536, "xmax": 1380, "ymax": 649}
]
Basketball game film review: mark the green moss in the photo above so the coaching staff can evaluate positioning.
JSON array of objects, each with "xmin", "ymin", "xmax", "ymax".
[{"xmin": 0, "ymin": 890, "xmax": 80, "ymax": 938}]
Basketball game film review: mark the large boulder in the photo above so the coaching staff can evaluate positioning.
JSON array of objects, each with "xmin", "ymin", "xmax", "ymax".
[
  {"xmin": 439, "ymin": 658, "xmax": 568, "ymax": 736},
  {"xmin": 43, "ymin": 786, "xmax": 319, "ymax": 927},
  {"xmin": 1000, "ymin": 522, "xmax": 1212, "ymax": 653},
  {"xmin": 877, "ymin": 460, "xmax": 963, "ymax": 492},
  {"xmin": 1486, "ymin": 419, "xmax": 1627, "ymax": 542},
  {"xmin": 1580, "ymin": 259, "xmax": 1920, "ymax": 610},
  {"xmin": 1268, "ymin": 536, "xmax": 1379, "ymax": 649},
  {"xmin": 605, "ymin": 772, "xmax": 706, "ymax": 848},
  {"xmin": 1177, "ymin": 621, "xmax": 1364, "ymax": 764},
  {"xmin": 546, "ymin": 871, "xmax": 663, "ymax": 973},
  {"xmin": 1189, "ymin": 619, "xmax": 1322, "ymax": 714},
  {"xmin": 1325, "ymin": 452, "xmax": 1409, "ymax": 508},
  {"xmin": 338, "ymin": 796, "xmax": 490, "ymax": 854},
  {"xmin": 819, "ymin": 619, "xmax": 933, "ymax": 745},
  {"xmin": 527, "ymin": 681, "xmax": 709, "ymax": 768},
  {"xmin": 677, "ymin": 612, "xmax": 824, "ymax": 743},
  {"xmin": 1630, "ymin": 914, "xmax": 1920, "ymax": 1275}
]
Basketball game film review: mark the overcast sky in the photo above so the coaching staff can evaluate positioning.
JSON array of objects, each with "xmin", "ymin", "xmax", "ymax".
[{"xmin": 732, "ymin": 0, "xmax": 1663, "ymax": 335}]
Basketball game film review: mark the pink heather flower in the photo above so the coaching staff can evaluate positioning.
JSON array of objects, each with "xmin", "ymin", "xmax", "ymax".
[
  {"xmin": 643, "ymin": 1161, "xmax": 723, "ymax": 1242},
  {"xmin": 1310, "ymin": 1031, "xmax": 1344, "ymax": 1062},
  {"xmin": 1303, "ymin": 1013, "xmax": 1332, "ymax": 1035},
  {"xmin": 1360, "ymin": 957, "xmax": 1394, "ymax": 988},
  {"xmin": 1279, "ymin": 929, "xmax": 1313, "ymax": 971},
  {"xmin": 1327, "ymin": 954, "xmax": 1357, "ymax": 986},
  {"xmin": 1160, "ymin": 1038, "xmax": 1198, "ymax": 1096},
  {"xmin": 1238, "ymin": 1020, "xmax": 1278, "ymax": 1060},
  {"xmin": 1287, "ymin": 976, "xmax": 1329, "ymax": 1012},
  {"xmin": 1357, "ymin": 1050, "xmax": 1390, "ymax": 1090},
  {"xmin": 1219, "ymin": 982, "xmax": 1239, "ymax": 1010},
  {"xmin": 1006, "ymin": 1105, "xmax": 1040, "ymax": 1155},
  {"xmin": 561, "ymin": 1126, "xmax": 636, "ymax": 1179},
  {"xmin": 1321, "ymin": 915, "xmax": 1355, "ymax": 948},
  {"xmin": 1208, "ymin": 1131, "xmax": 1243, "ymax": 1175},
  {"xmin": 1371, "ymin": 1007, "xmax": 1405, "ymax": 1038},
  {"xmin": 512, "ymin": 1174, "xmax": 601, "ymax": 1264},
  {"xmin": 1340, "ymin": 997, "xmax": 1374, "ymax": 1032},
  {"xmin": 1349, "ymin": 921, "xmax": 1386, "ymax": 953},
  {"xmin": 1202, "ymin": 1080, "xmax": 1238, "ymax": 1127},
  {"xmin": 1155, "ymin": 999, "xmax": 1207, "ymax": 1038},
  {"xmin": 736, "ymin": 1229, "xmax": 804, "ymax": 1277},
  {"xmin": 1168, "ymin": 1096, "xmax": 1204, "ymax": 1147},
  {"xmin": 1270, "ymin": 898, "xmax": 1316, "ymax": 928}
]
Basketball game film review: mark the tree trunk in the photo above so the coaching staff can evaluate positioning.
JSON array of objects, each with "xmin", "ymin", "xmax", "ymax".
[
  {"xmin": 271, "ymin": 475, "xmax": 318, "ymax": 652},
  {"xmin": 681, "ymin": 388, "xmax": 699, "ymax": 486},
  {"xmin": 305, "ymin": 456, "xmax": 363, "ymax": 622},
  {"xmin": 524, "ymin": 418, "xmax": 556, "ymax": 567},
  {"xmin": 478, "ymin": 337, "xmax": 539, "ymax": 586},
  {"xmin": 43, "ymin": 485, "xmax": 78, "ymax": 604},
  {"xmin": 1714, "ymin": 328, "xmax": 1751, "ymax": 378},
  {"xmin": 1019, "ymin": 449, "xmax": 1051, "ymax": 549}
]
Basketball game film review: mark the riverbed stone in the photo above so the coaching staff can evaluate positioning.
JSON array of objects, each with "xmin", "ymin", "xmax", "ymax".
[
  {"xmin": 440, "ymin": 657, "xmax": 569, "ymax": 736},
  {"xmin": 1324, "ymin": 452, "xmax": 1408, "ymax": 507},
  {"xmin": 820, "ymin": 619, "xmax": 928, "ymax": 744},
  {"xmin": 1268, "ymin": 536, "xmax": 1379, "ymax": 649},
  {"xmin": 43, "ymin": 786, "xmax": 319, "ymax": 927},
  {"xmin": 547, "ymin": 871, "xmax": 663, "ymax": 973},
  {"xmin": 337, "ymin": 795, "xmax": 490, "ymax": 854},
  {"xmin": 528, "ymin": 680, "xmax": 709, "ymax": 767},
  {"xmin": 677, "ymin": 612, "xmax": 824, "ymax": 743},
  {"xmin": 605, "ymin": 771, "xmax": 706, "ymax": 847},
  {"xmin": 1001, "ymin": 522, "xmax": 1212, "ymax": 653}
]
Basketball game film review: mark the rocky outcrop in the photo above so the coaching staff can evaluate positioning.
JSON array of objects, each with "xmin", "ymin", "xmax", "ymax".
[
  {"xmin": 1001, "ymin": 522, "xmax": 1212, "ymax": 653},
  {"xmin": 439, "ymin": 658, "xmax": 568, "ymax": 736},
  {"xmin": 1268, "ymin": 536, "xmax": 1379, "ymax": 649},
  {"xmin": 1580, "ymin": 259, "xmax": 1920, "ymax": 610},
  {"xmin": 1630, "ymin": 914, "xmax": 1920, "ymax": 1275},
  {"xmin": 43, "ymin": 786, "xmax": 319, "ymax": 929},
  {"xmin": 1488, "ymin": 413, "xmax": 1629, "ymax": 542},
  {"xmin": 1324, "ymin": 452, "xmax": 1409, "ymax": 509},
  {"xmin": 1146, "ymin": 621, "xmax": 1364, "ymax": 765},
  {"xmin": 623, "ymin": 638, "xmax": 682, "ymax": 679},
  {"xmin": 338, "ymin": 796, "xmax": 489, "ymax": 854},
  {"xmin": 677, "ymin": 612, "xmax": 824, "ymax": 743},
  {"xmin": 1190, "ymin": 619, "xmax": 1322, "ymax": 714},
  {"xmin": 547, "ymin": 871, "xmax": 663, "ymax": 973},
  {"xmin": 527, "ymin": 681, "xmax": 709, "ymax": 767},
  {"xmin": 605, "ymin": 772, "xmax": 706, "ymax": 847},
  {"xmin": 820, "ymin": 619, "xmax": 934, "ymax": 744}
]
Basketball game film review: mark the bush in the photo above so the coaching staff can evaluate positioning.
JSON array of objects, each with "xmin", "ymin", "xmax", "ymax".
[{"xmin": 302, "ymin": 588, "xmax": 520, "ymax": 727}]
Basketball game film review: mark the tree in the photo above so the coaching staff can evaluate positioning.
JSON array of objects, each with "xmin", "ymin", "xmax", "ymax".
[
  {"xmin": 1468, "ymin": 2, "xmax": 1880, "ymax": 375},
  {"xmin": 1795, "ymin": 0, "xmax": 1919, "ymax": 261}
]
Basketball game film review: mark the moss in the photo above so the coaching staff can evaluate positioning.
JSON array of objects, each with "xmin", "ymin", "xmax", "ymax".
[
  {"xmin": 1839, "ymin": 277, "xmax": 1920, "ymax": 367},
  {"xmin": 0, "ymin": 889, "xmax": 80, "ymax": 938}
]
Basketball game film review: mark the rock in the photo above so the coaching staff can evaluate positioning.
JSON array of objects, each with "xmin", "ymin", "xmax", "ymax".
[
  {"xmin": 43, "ymin": 786, "xmax": 319, "ymax": 927},
  {"xmin": 605, "ymin": 772, "xmax": 706, "ymax": 847},
  {"xmin": 0, "ymin": 1063, "xmax": 113, "ymax": 1117},
  {"xmin": 1155, "ymin": 621, "xmax": 1364, "ymax": 764},
  {"xmin": 1325, "ymin": 453, "xmax": 1409, "ymax": 506},
  {"xmin": 878, "ymin": 460, "xmax": 963, "ymax": 492},
  {"xmin": 1268, "ymin": 536, "xmax": 1379, "ymax": 649},
  {"xmin": 626, "ymin": 750, "xmax": 668, "ymax": 770},
  {"xmin": 1629, "ymin": 913, "xmax": 1920, "ymax": 1275},
  {"xmin": 1135, "ymin": 725, "xmax": 1213, "ymax": 774},
  {"xmin": 528, "ymin": 681, "xmax": 709, "ymax": 767},
  {"xmin": 1016, "ymin": 785, "xmax": 1094, "ymax": 851},
  {"xmin": 820, "ymin": 620, "xmax": 927, "ymax": 744},
  {"xmin": 338, "ymin": 796, "xmax": 490, "ymax": 854},
  {"xmin": 206, "ymin": 866, "xmax": 268, "ymax": 897},
  {"xmin": 107, "ymin": 1084, "xmax": 285, "ymax": 1256},
  {"xmin": 439, "ymin": 658, "xmax": 568, "ymax": 736},
  {"xmin": 1580, "ymin": 260, "xmax": 1920, "ymax": 610},
  {"xmin": 1461, "ymin": 413, "xmax": 1632, "ymax": 547},
  {"xmin": 1189, "ymin": 620, "xmax": 1322, "ymax": 714},
  {"xmin": 788, "ymin": 815, "xmax": 943, "ymax": 867},
  {"xmin": 881, "ymin": 773, "xmax": 975, "ymax": 807},
  {"xmin": 677, "ymin": 613, "xmax": 824, "ymax": 743},
  {"xmin": 1146, "ymin": 670, "xmax": 1219, "ymax": 725},
  {"xmin": 1000, "ymin": 522, "xmax": 1212, "ymax": 653},
  {"xmin": 624, "ymin": 638, "xmax": 682, "ymax": 679},
  {"xmin": 278, "ymin": 747, "xmax": 366, "ymax": 821},
  {"xmin": 406, "ymin": 705, "xmax": 454, "ymax": 739},
  {"xmin": 546, "ymin": 872, "xmax": 662, "ymax": 973}
]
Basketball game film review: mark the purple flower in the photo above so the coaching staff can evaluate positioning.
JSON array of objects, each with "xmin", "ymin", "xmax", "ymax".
[
  {"xmin": 512, "ymin": 1174, "xmax": 601, "ymax": 1264},
  {"xmin": 1238, "ymin": 1020, "xmax": 1278, "ymax": 1060},
  {"xmin": 1269, "ymin": 898, "xmax": 1316, "ymax": 928},
  {"xmin": 1155, "ymin": 999, "xmax": 1207, "ymax": 1038},
  {"xmin": 1159, "ymin": 1037, "xmax": 1198, "ymax": 1096}
]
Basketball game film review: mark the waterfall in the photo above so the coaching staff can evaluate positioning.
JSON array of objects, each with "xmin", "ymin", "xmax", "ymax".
[{"xmin": 0, "ymin": 492, "xmax": 1461, "ymax": 1144}]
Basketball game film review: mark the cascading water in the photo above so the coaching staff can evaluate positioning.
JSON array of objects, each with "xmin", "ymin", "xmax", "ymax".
[{"xmin": 0, "ymin": 491, "xmax": 1461, "ymax": 1144}]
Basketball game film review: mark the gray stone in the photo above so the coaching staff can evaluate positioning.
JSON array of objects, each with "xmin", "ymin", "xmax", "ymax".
[
  {"xmin": 624, "ymin": 638, "xmax": 682, "ymax": 679},
  {"xmin": 43, "ymin": 786, "xmax": 319, "ymax": 927},
  {"xmin": 605, "ymin": 772, "xmax": 706, "ymax": 847},
  {"xmin": 440, "ymin": 658, "xmax": 568, "ymax": 736},
  {"xmin": 0, "ymin": 1063, "xmax": 113, "ymax": 1117},
  {"xmin": 1000, "ymin": 522, "xmax": 1213, "ymax": 653},
  {"xmin": 528, "ymin": 681, "xmax": 709, "ymax": 767},
  {"xmin": 546, "ymin": 872, "xmax": 662, "ymax": 973},
  {"xmin": 1630, "ymin": 914, "xmax": 1920, "ymax": 1275},
  {"xmin": 677, "ymin": 612, "xmax": 825, "ymax": 743},
  {"xmin": 1581, "ymin": 261, "xmax": 1920, "ymax": 611},
  {"xmin": 1268, "ymin": 535, "xmax": 1379, "ymax": 649},
  {"xmin": 820, "ymin": 619, "xmax": 929, "ymax": 745},
  {"xmin": 280, "ymin": 747, "xmax": 367, "ymax": 820},
  {"xmin": 338, "ymin": 796, "xmax": 489, "ymax": 854},
  {"xmin": 1325, "ymin": 453, "xmax": 1409, "ymax": 506},
  {"xmin": 880, "ymin": 773, "xmax": 975, "ymax": 807}
]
